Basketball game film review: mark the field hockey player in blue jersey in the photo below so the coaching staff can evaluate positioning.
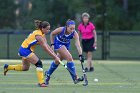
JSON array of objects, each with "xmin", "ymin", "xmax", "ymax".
[{"xmin": 45, "ymin": 19, "xmax": 84, "ymax": 85}]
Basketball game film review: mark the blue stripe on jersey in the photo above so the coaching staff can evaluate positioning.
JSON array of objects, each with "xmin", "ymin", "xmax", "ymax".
[
  {"xmin": 55, "ymin": 27, "xmax": 75, "ymax": 43},
  {"xmin": 27, "ymin": 40, "xmax": 38, "ymax": 49}
]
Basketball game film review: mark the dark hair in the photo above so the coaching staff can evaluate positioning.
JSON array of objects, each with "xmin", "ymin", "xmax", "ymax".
[
  {"xmin": 34, "ymin": 20, "xmax": 50, "ymax": 29},
  {"xmin": 65, "ymin": 19, "xmax": 75, "ymax": 26}
]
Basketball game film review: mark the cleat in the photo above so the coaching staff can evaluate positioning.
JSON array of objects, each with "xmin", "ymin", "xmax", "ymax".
[
  {"xmin": 4, "ymin": 64, "xmax": 9, "ymax": 76},
  {"xmin": 85, "ymin": 67, "xmax": 94, "ymax": 72},
  {"xmin": 90, "ymin": 67, "xmax": 94, "ymax": 72},
  {"xmin": 74, "ymin": 76, "xmax": 84, "ymax": 84},
  {"xmin": 38, "ymin": 83, "xmax": 47, "ymax": 87},
  {"xmin": 44, "ymin": 71, "xmax": 47, "ymax": 76},
  {"xmin": 45, "ymin": 75, "xmax": 50, "ymax": 86},
  {"xmin": 78, "ymin": 76, "xmax": 84, "ymax": 81},
  {"xmin": 85, "ymin": 67, "xmax": 89, "ymax": 72},
  {"xmin": 45, "ymin": 71, "xmax": 50, "ymax": 86}
]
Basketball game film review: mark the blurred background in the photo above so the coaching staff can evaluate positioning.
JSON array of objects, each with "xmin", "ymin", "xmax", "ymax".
[{"xmin": 0, "ymin": 0, "xmax": 140, "ymax": 60}]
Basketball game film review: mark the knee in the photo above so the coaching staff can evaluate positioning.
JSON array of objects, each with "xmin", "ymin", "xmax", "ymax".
[
  {"xmin": 87, "ymin": 53, "xmax": 92, "ymax": 59},
  {"xmin": 54, "ymin": 60, "xmax": 60, "ymax": 65},
  {"xmin": 66, "ymin": 55, "xmax": 73, "ymax": 62},
  {"xmin": 35, "ymin": 59, "xmax": 43, "ymax": 68},
  {"xmin": 22, "ymin": 67, "xmax": 29, "ymax": 71}
]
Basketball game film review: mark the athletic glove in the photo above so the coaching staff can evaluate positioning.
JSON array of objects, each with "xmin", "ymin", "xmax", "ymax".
[{"xmin": 79, "ymin": 55, "xmax": 84, "ymax": 63}]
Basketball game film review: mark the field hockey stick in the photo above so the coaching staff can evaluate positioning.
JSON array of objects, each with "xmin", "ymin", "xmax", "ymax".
[
  {"xmin": 59, "ymin": 60, "xmax": 77, "ymax": 78},
  {"xmin": 80, "ymin": 61, "xmax": 88, "ymax": 86}
]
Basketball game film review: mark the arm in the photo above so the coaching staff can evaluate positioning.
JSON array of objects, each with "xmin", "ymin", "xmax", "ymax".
[
  {"xmin": 73, "ymin": 31, "xmax": 82, "ymax": 55},
  {"xmin": 36, "ymin": 35, "xmax": 58, "ymax": 59},
  {"xmin": 93, "ymin": 30, "xmax": 97, "ymax": 47},
  {"xmin": 78, "ymin": 31, "xmax": 80, "ymax": 37},
  {"xmin": 77, "ymin": 24, "xmax": 82, "ymax": 41},
  {"xmin": 74, "ymin": 31, "xmax": 84, "ymax": 62},
  {"xmin": 50, "ymin": 27, "xmax": 63, "ymax": 44},
  {"xmin": 78, "ymin": 31, "xmax": 81, "ymax": 41}
]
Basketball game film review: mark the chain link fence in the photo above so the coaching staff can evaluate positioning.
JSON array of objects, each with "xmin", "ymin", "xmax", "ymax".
[{"xmin": 0, "ymin": 30, "xmax": 140, "ymax": 60}]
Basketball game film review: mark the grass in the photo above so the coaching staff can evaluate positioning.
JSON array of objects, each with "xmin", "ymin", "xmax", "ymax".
[{"xmin": 0, "ymin": 60, "xmax": 140, "ymax": 93}]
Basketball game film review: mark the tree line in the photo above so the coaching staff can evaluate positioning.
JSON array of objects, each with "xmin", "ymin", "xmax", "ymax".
[{"xmin": 0, "ymin": 0, "xmax": 140, "ymax": 31}]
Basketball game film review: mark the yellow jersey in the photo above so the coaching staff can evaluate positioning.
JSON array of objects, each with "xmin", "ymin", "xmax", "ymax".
[{"xmin": 21, "ymin": 30, "xmax": 45, "ymax": 52}]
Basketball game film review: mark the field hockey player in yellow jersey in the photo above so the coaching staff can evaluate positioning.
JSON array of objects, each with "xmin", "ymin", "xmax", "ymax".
[{"xmin": 4, "ymin": 20, "xmax": 60, "ymax": 87}]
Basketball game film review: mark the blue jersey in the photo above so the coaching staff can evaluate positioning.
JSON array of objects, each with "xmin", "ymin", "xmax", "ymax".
[{"xmin": 54, "ymin": 27, "xmax": 75, "ymax": 50}]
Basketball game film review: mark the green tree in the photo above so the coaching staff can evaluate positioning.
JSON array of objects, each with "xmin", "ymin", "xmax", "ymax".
[{"xmin": 0, "ymin": 0, "xmax": 16, "ymax": 29}]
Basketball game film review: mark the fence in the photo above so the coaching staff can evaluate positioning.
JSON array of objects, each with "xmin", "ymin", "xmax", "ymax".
[
  {"xmin": 108, "ymin": 31, "xmax": 140, "ymax": 60},
  {"xmin": 0, "ymin": 30, "xmax": 140, "ymax": 60}
]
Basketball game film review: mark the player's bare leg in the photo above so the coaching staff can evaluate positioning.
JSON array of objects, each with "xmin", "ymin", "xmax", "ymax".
[
  {"xmin": 85, "ymin": 51, "xmax": 94, "ymax": 72},
  {"xmin": 25, "ymin": 53, "xmax": 47, "ymax": 87},
  {"xmin": 4, "ymin": 53, "xmax": 47, "ymax": 87},
  {"xmin": 3, "ymin": 58, "xmax": 30, "ymax": 76}
]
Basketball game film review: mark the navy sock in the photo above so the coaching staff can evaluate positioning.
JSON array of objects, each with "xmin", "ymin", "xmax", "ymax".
[
  {"xmin": 67, "ymin": 62, "xmax": 76, "ymax": 80},
  {"xmin": 47, "ymin": 62, "xmax": 59, "ymax": 76}
]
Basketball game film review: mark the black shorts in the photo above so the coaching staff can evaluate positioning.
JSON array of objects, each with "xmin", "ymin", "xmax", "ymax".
[{"xmin": 82, "ymin": 38, "xmax": 95, "ymax": 53}]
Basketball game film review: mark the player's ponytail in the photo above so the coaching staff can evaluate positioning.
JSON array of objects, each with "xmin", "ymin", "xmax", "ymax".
[
  {"xmin": 34, "ymin": 20, "xmax": 50, "ymax": 29},
  {"xmin": 34, "ymin": 20, "xmax": 42, "ymax": 29},
  {"xmin": 66, "ymin": 19, "xmax": 75, "ymax": 27},
  {"xmin": 66, "ymin": 19, "xmax": 71, "ymax": 26}
]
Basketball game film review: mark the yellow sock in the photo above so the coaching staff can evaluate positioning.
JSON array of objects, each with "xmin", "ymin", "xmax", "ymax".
[
  {"xmin": 36, "ymin": 67, "xmax": 45, "ymax": 84},
  {"xmin": 8, "ymin": 64, "xmax": 23, "ymax": 71}
]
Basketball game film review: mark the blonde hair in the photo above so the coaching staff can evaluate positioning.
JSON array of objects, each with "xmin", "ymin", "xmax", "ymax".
[{"xmin": 82, "ymin": 12, "xmax": 90, "ymax": 18}]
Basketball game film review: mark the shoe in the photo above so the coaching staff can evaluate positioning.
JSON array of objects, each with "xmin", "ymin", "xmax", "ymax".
[
  {"xmin": 85, "ymin": 67, "xmax": 89, "ymax": 72},
  {"xmin": 38, "ymin": 83, "xmax": 47, "ymax": 87},
  {"xmin": 90, "ymin": 67, "xmax": 94, "ymax": 72},
  {"xmin": 44, "ymin": 71, "xmax": 47, "ymax": 76},
  {"xmin": 4, "ymin": 64, "xmax": 9, "ymax": 76},
  {"xmin": 45, "ymin": 75, "xmax": 50, "ymax": 86},
  {"xmin": 74, "ymin": 76, "xmax": 84, "ymax": 84}
]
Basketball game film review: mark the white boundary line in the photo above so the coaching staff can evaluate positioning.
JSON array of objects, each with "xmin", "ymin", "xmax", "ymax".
[
  {"xmin": 0, "ymin": 59, "xmax": 139, "ymax": 64},
  {"xmin": 0, "ymin": 59, "xmax": 52, "ymax": 64}
]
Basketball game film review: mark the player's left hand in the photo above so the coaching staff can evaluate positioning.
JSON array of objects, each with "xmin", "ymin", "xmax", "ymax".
[{"xmin": 79, "ymin": 55, "xmax": 84, "ymax": 63}]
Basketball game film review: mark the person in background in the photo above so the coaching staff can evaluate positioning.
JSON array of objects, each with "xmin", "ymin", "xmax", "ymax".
[{"xmin": 78, "ymin": 12, "xmax": 97, "ymax": 72}]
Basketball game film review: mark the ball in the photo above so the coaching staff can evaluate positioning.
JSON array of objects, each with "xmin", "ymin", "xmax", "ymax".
[{"xmin": 94, "ymin": 78, "xmax": 98, "ymax": 82}]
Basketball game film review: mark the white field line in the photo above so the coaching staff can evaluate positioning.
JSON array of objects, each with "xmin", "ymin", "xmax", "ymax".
[
  {"xmin": 0, "ymin": 59, "xmax": 139, "ymax": 64},
  {"xmin": 0, "ymin": 82, "xmax": 132, "ymax": 86}
]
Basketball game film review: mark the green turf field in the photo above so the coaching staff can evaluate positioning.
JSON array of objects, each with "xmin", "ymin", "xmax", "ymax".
[{"xmin": 0, "ymin": 60, "xmax": 140, "ymax": 93}]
